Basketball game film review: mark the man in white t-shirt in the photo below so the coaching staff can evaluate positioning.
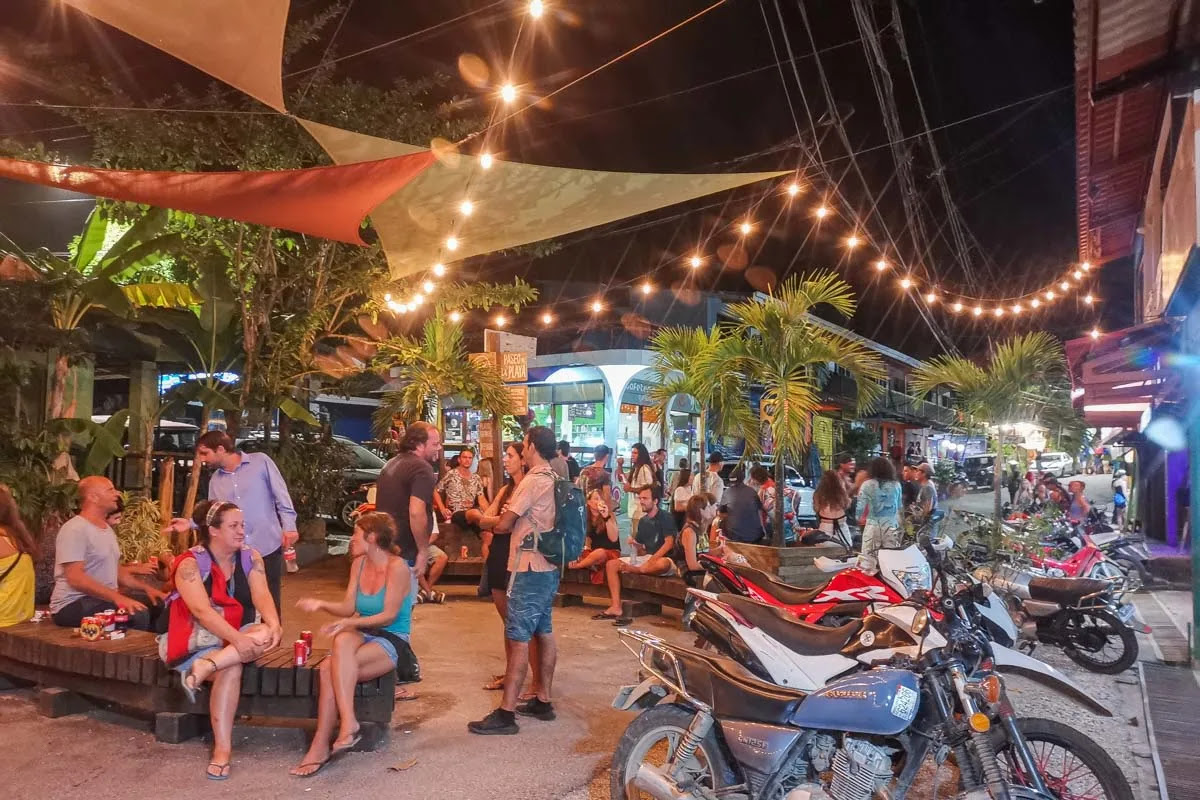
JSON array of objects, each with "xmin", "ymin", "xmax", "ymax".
[
  {"xmin": 50, "ymin": 476, "xmax": 164, "ymax": 629},
  {"xmin": 692, "ymin": 452, "xmax": 725, "ymax": 505}
]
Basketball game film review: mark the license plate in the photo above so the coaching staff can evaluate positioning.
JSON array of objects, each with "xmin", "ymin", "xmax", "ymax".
[
  {"xmin": 612, "ymin": 685, "xmax": 638, "ymax": 710},
  {"xmin": 1116, "ymin": 604, "xmax": 1135, "ymax": 624}
]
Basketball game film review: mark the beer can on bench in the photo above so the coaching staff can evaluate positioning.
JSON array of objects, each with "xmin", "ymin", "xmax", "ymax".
[
  {"xmin": 293, "ymin": 640, "xmax": 308, "ymax": 666},
  {"xmin": 300, "ymin": 630, "xmax": 313, "ymax": 657}
]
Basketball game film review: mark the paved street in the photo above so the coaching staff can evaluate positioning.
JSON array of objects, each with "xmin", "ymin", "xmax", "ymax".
[{"xmin": 944, "ymin": 469, "xmax": 1117, "ymax": 516}]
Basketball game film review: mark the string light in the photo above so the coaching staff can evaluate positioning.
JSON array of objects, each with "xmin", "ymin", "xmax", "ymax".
[
  {"xmin": 874, "ymin": 258, "xmax": 888, "ymax": 271},
  {"xmin": 786, "ymin": 182, "xmax": 802, "ymax": 197},
  {"xmin": 738, "ymin": 220, "xmax": 754, "ymax": 236},
  {"xmin": 422, "ymin": 279, "xmax": 435, "ymax": 294},
  {"xmin": 993, "ymin": 307, "xmax": 1005, "ymax": 317},
  {"xmin": 541, "ymin": 311, "xmax": 553, "ymax": 325},
  {"xmin": 446, "ymin": 236, "xmax": 460, "ymax": 251},
  {"xmin": 479, "ymin": 152, "xmax": 494, "ymax": 170},
  {"xmin": 1081, "ymin": 261, "xmax": 1092, "ymax": 272},
  {"xmin": 973, "ymin": 306, "xmax": 984, "ymax": 317},
  {"xmin": 689, "ymin": 253, "xmax": 703, "ymax": 269},
  {"xmin": 411, "ymin": 293, "xmax": 424, "ymax": 306},
  {"xmin": 590, "ymin": 300, "xmax": 604, "ymax": 313},
  {"xmin": 1045, "ymin": 290, "xmax": 1055, "ymax": 300},
  {"xmin": 495, "ymin": 314, "xmax": 507, "ymax": 327},
  {"xmin": 925, "ymin": 291, "xmax": 937, "ymax": 304},
  {"xmin": 1083, "ymin": 294, "xmax": 1094, "ymax": 305},
  {"xmin": 1073, "ymin": 270, "xmax": 1083, "ymax": 280},
  {"xmin": 952, "ymin": 302, "xmax": 964, "ymax": 313},
  {"xmin": 899, "ymin": 277, "xmax": 912, "ymax": 289},
  {"xmin": 1059, "ymin": 281, "xmax": 1069, "ymax": 291},
  {"xmin": 1090, "ymin": 328, "xmax": 1101, "ymax": 339},
  {"xmin": 499, "ymin": 83, "xmax": 517, "ymax": 104},
  {"xmin": 529, "ymin": 0, "xmax": 545, "ymax": 18},
  {"xmin": 383, "ymin": 293, "xmax": 392, "ymax": 302},
  {"xmin": 1031, "ymin": 298, "xmax": 1041, "ymax": 308},
  {"xmin": 1012, "ymin": 303, "xmax": 1023, "ymax": 314},
  {"xmin": 449, "ymin": 310, "xmax": 462, "ymax": 323},
  {"xmin": 845, "ymin": 234, "xmax": 861, "ymax": 249},
  {"xmin": 640, "ymin": 281, "xmax": 653, "ymax": 295},
  {"xmin": 814, "ymin": 205, "xmax": 830, "ymax": 220},
  {"xmin": 459, "ymin": 199, "xmax": 474, "ymax": 216},
  {"xmin": 432, "ymin": 262, "xmax": 446, "ymax": 277}
]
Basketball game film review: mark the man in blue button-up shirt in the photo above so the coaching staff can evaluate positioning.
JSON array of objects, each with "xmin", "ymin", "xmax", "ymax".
[{"xmin": 168, "ymin": 431, "xmax": 298, "ymax": 613}]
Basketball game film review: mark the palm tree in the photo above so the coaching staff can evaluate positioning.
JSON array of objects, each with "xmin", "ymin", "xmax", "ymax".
[
  {"xmin": 910, "ymin": 331, "xmax": 1066, "ymax": 521},
  {"xmin": 372, "ymin": 314, "xmax": 512, "ymax": 437},
  {"xmin": 713, "ymin": 273, "xmax": 887, "ymax": 545},
  {"xmin": 647, "ymin": 327, "xmax": 758, "ymax": 469}
]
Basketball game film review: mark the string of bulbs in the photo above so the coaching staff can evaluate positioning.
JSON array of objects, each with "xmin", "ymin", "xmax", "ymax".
[{"xmin": 379, "ymin": 0, "xmax": 1104, "ymax": 340}]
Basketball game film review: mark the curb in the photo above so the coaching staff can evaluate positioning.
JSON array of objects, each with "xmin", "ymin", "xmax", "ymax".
[{"xmin": 1135, "ymin": 662, "xmax": 1170, "ymax": 800}]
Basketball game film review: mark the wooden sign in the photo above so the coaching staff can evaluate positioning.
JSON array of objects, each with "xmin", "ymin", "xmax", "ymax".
[
  {"xmin": 505, "ymin": 385, "xmax": 529, "ymax": 415},
  {"xmin": 484, "ymin": 329, "xmax": 537, "ymax": 356},
  {"xmin": 470, "ymin": 351, "xmax": 528, "ymax": 383},
  {"xmin": 478, "ymin": 419, "xmax": 495, "ymax": 456}
]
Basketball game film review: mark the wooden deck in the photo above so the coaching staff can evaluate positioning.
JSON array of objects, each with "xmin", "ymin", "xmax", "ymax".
[{"xmin": 1141, "ymin": 663, "xmax": 1200, "ymax": 800}]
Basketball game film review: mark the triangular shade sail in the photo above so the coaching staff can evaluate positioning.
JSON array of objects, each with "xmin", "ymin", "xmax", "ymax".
[
  {"xmin": 60, "ymin": 0, "xmax": 290, "ymax": 112},
  {"xmin": 298, "ymin": 119, "xmax": 788, "ymax": 277},
  {"xmin": 0, "ymin": 153, "xmax": 434, "ymax": 245}
]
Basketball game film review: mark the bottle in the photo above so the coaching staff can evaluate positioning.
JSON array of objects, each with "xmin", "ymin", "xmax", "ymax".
[{"xmin": 284, "ymin": 545, "xmax": 299, "ymax": 573}]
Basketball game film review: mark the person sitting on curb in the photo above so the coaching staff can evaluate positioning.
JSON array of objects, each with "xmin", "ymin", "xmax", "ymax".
[
  {"xmin": 594, "ymin": 487, "xmax": 677, "ymax": 625},
  {"xmin": 159, "ymin": 500, "xmax": 281, "ymax": 781},
  {"xmin": 50, "ymin": 476, "xmax": 164, "ymax": 630},
  {"xmin": 290, "ymin": 511, "xmax": 413, "ymax": 776}
]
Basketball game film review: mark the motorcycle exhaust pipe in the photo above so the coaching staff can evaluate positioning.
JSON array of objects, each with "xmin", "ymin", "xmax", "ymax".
[{"xmin": 633, "ymin": 764, "xmax": 691, "ymax": 800}]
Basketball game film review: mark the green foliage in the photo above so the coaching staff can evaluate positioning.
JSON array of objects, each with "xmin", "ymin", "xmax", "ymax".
[
  {"xmin": 45, "ymin": 410, "xmax": 130, "ymax": 476},
  {"xmin": 0, "ymin": 426, "xmax": 78, "ymax": 531},
  {"xmin": 114, "ymin": 493, "xmax": 164, "ymax": 563},
  {"xmin": 839, "ymin": 426, "xmax": 880, "ymax": 467},
  {"xmin": 265, "ymin": 437, "xmax": 354, "ymax": 522}
]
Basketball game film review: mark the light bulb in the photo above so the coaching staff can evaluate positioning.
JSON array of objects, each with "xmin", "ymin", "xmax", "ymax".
[
  {"xmin": 422, "ymin": 280, "xmax": 435, "ymax": 294},
  {"xmin": 1012, "ymin": 303, "xmax": 1023, "ymax": 314},
  {"xmin": 479, "ymin": 152, "xmax": 494, "ymax": 169},
  {"xmin": 1084, "ymin": 294, "xmax": 1094, "ymax": 305},
  {"xmin": 432, "ymin": 262, "xmax": 446, "ymax": 277},
  {"xmin": 495, "ymin": 314, "xmax": 507, "ymax": 327},
  {"xmin": 973, "ymin": 306, "xmax": 983, "ymax": 317},
  {"xmin": 446, "ymin": 236, "xmax": 460, "ymax": 251},
  {"xmin": 398, "ymin": 302, "xmax": 410, "ymax": 313},
  {"xmin": 786, "ymin": 182, "xmax": 801, "ymax": 197},
  {"xmin": 1073, "ymin": 270, "xmax": 1083, "ymax": 280},
  {"xmin": 846, "ymin": 235, "xmax": 860, "ymax": 249},
  {"xmin": 411, "ymin": 293, "xmax": 424, "ymax": 306},
  {"xmin": 641, "ymin": 281, "xmax": 653, "ymax": 295},
  {"xmin": 1081, "ymin": 261, "xmax": 1092, "ymax": 272},
  {"xmin": 689, "ymin": 254, "xmax": 702, "ymax": 269},
  {"xmin": 952, "ymin": 302, "xmax": 963, "ymax": 313},
  {"xmin": 541, "ymin": 311, "xmax": 553, "ymax": 325},
  {"xmin": 1059, "ymin": 281, "xmax": 1068, "ymax": 291},
  {"xmin": 591, "ymin": 300, "xmax": 603, "ymax": 313},
  {"xmin": 1031, "ymin": 298, "xmax": 1041, "ymax": 308},
  {"xmin": 1090, "ymin": 328, "xmax": 1100, "ymax": 339},
  {"xmin": 383, "ymin": 293, "xmax": 392, "ymax": 302},
  {"xmin": 815, "ymin": 205, "xmax": 830, "ymax": 219},
  {"xmin": 448, "ymin": 310, "xmax": 462, "ymax": 323},
  {"xmin": 993, "ymin": 307, "xmax": 1004, "ymax": 317},
  {"xmin": 874, "ymin": 259, "xmax": 888, "ymax": 271},
  {"xmin": 899, "ymin": 277, "xmax": 912, "ymax": 290},
  {"xmin": 459, "ymin": 199, "xmax": 474, "ymax": 216},
  {"xmin": 738, "ymin": 220, "xmax": 753, "ymax": 236},
  {"xmin": 499, "ymin": 83, "xmax": 517, "ymax": 104},
  {"xmin": 925, "ymin": 292, "xmax": 937, "ymax": 304},
  {"xmin": 529, "ymin": 0, "xmax": 545, "ymax": 18},
  {"xmin": 1045, "ymin": 290, "xmax": 1055, "ymax": 300}
]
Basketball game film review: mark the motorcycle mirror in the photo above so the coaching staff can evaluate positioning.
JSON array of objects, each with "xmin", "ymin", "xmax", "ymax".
[{"xmin": 910, "ymin": 608, "xmax": 930, "ymax": 636}]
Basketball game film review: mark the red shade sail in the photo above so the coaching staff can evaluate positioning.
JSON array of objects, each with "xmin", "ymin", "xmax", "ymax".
[{"xmin": 0, "ymin": 153, "xmax": 435, "ymax": 245}]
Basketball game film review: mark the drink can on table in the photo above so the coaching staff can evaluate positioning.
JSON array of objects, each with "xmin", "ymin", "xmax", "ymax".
[
  {"xmin": 114, "ymin": 608, "xmax": 130, "ymax": 633},
  {"xmin": 293, "ymin": 640, "xmax": 308, "ymax": 667},
  {"xmin": 300, "ymin": 630, "xmax": 313, "ymax": 657},
  {"xmin": 98, "ymin": 609, "xmax": 116, "ymax": 631}
]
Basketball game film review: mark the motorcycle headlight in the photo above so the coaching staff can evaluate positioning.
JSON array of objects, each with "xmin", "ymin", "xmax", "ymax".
[
  {"xmin": 910, "ymin": 608, "xmax": 930, "ymax": 635},
  {"xmin": 891, "ymin": 564, "xmax": 933, "ymax": 596}
]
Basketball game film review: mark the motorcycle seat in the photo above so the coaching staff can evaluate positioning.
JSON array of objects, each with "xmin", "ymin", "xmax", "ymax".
[
  {"xmin": 814, "ymin": 556, "xmax": 855, "ymax": 573},
  {"xmin": 1027, "ymin": 577, "xmax": 1111, "ymax": 605},
  {"xmin": 1088, "ymin": 531, "xmax": 1120, "ymax": 547},
  {"xmin": 720, "ymin": 594, "xmax": 861, "ymax": 655},
  {"xmin": 723, "ymin": 561, "xmax": 826, "ymax": 605},
  {"xmin": 671, "ymin": 646, "xmax": 807, "ymax": 724}
]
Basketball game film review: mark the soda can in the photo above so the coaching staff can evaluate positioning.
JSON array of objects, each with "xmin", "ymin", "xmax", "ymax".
[
  {"xmin": 114, "ymin": 608, "xmax": 130, "ymax": 632},
  {"xmin": 98, "ymin": 609, "xmax": 116, "ymax": 631},
  {"xmin": 293, "ymin": 640, "xmax": 308, "ymax": 667},
  {"xmin": 300, "ymin": 630, "xmax": 314, "ymax": 657},
  {"xmin": 460, "ymin": 545, "xmax": 469, "ymax": 560},
  {"xmin": 80, "ymin": 617, "xmax": 103, "ymax": 641}
]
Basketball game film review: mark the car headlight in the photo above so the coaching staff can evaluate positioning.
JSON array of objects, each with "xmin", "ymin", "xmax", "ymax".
[{"xmin": 891, "ymin": 564, "xmax": 932, "ymax": 596}]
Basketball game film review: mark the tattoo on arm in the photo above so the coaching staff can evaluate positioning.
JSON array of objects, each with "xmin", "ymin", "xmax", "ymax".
[
  {"xmin": 251, "ymin": 553, "xmax": 264, "ymax": 575},
  {"xmin": 177, "ymin": 559, "xmax": 200, "ymax": 584}
]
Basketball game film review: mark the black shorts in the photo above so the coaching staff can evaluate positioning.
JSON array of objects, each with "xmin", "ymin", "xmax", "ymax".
[{"xmin": 487, "ymin": 533, "xmax": 512, "ymax": 591}]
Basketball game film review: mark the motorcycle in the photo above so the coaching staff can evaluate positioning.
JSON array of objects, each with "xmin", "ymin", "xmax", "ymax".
[{"xmin": 610, "ymin": 578, "xmax": 1132, "ymax": 800}]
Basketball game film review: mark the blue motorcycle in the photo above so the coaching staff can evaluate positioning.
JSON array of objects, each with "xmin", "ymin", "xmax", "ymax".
[{"xmin": 609, "ymin": 579, "xmax": 1131, "ymax": 800}]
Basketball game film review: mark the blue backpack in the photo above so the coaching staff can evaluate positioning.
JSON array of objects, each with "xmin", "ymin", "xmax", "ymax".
[{"xmin": 523, "ymin": 476, "xmax": 586, "ymax": 568}]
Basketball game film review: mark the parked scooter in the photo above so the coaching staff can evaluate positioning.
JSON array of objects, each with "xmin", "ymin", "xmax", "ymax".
[{"xmin": 610, "ymin": 573, "xmax": 1132, "ymax": 800}]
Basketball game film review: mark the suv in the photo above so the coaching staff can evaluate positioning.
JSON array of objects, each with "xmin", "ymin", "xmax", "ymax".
[
  {"xmin": 1031, "ymin": 451, "xmax": 1075, "ymax": 479},
  {"xmin": 959, "ymin": 454, "xmax": 995, "ymax": 489},
  {"xmin": 716, "ymin": 460, "xmax": 816, "ymax": 525}
]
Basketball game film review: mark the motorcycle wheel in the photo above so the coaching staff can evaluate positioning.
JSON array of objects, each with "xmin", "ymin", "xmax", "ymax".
[
  {"xmin": 610, "ymin": 703, "xmax": 737, "ymax": 800},
  {"xmin": 1057, "ymin": 609, "xmax": 1138, "ymax": 674},
  {"xmin": 994, "ymin": 717, "xmax": 1133, "ymax": 800}
]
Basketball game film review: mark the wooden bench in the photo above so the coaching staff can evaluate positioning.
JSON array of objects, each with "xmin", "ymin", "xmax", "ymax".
[
  {"xmin": 556, "ymin": 568, "xmax": 688, "ymax": 620},
  {"xmin": 0, "ymin": 622, "xmax": 395, "ymax": 749}
]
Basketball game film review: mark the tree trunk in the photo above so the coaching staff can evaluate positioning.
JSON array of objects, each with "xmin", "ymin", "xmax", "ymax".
[
  {"xmin": 697, "ymin": 408, "xmax": 707, "ymax": 471},
  {"xmin": 992, "ymin": 430, "xmax": 1004, "ymax": 525},
  {"xmin": 182, "ymin": 405, "xmax": 211, "ymax": 518},
  {"xmin": 773, "ymin": 457, "xmax": 785, "ymax": 547},
  {"xmin": 47, "ymin": 351, "xmax": 69, "ymax": 420}
]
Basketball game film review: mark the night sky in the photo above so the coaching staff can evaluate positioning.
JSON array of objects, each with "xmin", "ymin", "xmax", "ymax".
[{"xmin": 0, "ymin": 0, "xmax": 1121, "ymax": 358}]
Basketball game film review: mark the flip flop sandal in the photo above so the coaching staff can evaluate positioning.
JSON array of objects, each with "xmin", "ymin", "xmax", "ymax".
[
  {"xmin": 182, "ymin": 657, "xmax": 217, "ymax": 704},
  {"xmin": 591, "ymin": 612, "xmax": 621, "ymax": 620},
  {"xmin": 518, "ymin": 691, "xmax": 539, "ymax": 702},
  {"xmin": 330, "ymin": 730, "xmax": 362, "ymax": 757},
  {"xmin": 482, "ymin": 676, "xmax": 505, "ymax": 691},
  {"xmin": 206, "ymin": 762, "xmax": 231, "ymax": 781},
  {"xmin": 291, "ymin": 759, "xmax": 329, "ymax": 778},
  {"xmin": 613, "ymin": 617, "xmax": 634, "ymax": 627},
  {"xmin": 395, "ymin": 686, "xmax": 418, "ymax": 701}
]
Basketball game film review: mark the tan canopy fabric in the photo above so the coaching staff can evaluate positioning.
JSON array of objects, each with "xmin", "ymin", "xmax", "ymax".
[
  {"xmin": 0, "ymin": 152, "xmax": 434, "ymax": 245},
  {"xmin": 298, "ymin": 119, "xmax": 788, "ymax": 277},
  {"xmin": 60, "ymin": 0, "xmax": 290, "ymax": 112}
]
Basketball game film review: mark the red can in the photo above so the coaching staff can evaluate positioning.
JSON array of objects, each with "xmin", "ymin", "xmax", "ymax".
[
  {"xmin": 114, "ymin": 608, "xmax": 130, "ymax": 633},
  {"xmin": 300, "ymin": 630, "xmax": 313, "ymax": 657},
  {"xmin": 293, "ymin": 639, "xmax": 308, "ymax": 667},
  {"xmin": 460, "ymin": 545, "xmax": 469, "ymax": 560}
]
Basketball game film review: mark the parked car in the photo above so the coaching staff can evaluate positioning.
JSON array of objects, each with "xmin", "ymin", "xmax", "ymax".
[
  {"xmin": 239, "ymin": 434, "xmax": 384, "ymax": 529},
  {"xmin": 959, "ymin": 454, "xmax": 996, "ymax": 489},
  {"xmin": 1030, "ymin": 451, "xmax": 1075, "ymax": 478},
  {"xmin": 716, "ymin": 459, "xmax": 816, "ymax": 525}
]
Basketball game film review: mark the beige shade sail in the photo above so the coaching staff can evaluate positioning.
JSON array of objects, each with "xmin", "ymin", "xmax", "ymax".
[
  {"xmin": 298, "ymin": 119, "xmax": 787, "ymax": 278},
  {"xmin": 60, "ymin": 0, "xmax": 290, "ymax": 112}
]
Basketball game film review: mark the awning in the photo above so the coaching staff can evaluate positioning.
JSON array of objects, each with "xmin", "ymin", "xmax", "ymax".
[{"xmin": 1065, "ymin": 319, "xmax": 1180, "ymax": 427}]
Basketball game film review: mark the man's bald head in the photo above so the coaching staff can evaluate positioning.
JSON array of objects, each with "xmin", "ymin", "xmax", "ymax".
[{"xmin": 78, "ymin": 476, "xmax": 119, "ymax": 516}]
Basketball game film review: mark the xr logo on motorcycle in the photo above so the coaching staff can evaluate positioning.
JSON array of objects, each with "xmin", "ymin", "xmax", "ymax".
[{"xmin": 813, "ymin": 585, "xmax": 892, "ymax": 603}]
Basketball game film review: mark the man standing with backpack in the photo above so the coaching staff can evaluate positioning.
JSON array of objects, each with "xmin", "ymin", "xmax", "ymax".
[{"xmin": 467, "ymin": 426, "xmax": 564, "ymax": 735}]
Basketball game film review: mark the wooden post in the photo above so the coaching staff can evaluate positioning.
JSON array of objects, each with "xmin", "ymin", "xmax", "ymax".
[{"xmin": 158, "ymin": 456, "xmax": 175, "ymax": 520}]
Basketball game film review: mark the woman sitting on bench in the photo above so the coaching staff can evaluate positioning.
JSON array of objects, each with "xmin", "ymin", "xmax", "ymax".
[
  {"xmin": 291, "ymin": 511, "xmax": 413, "ymax": 778},
  {"xmin": 159, "ymin": 500, "xmax": 282, "ymax": 781}
]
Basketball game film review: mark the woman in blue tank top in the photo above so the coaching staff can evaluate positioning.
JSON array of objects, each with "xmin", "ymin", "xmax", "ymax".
[
  {"xmin": 290, "ymin": 512, "xmax": 413, "ymax": 777},
  {"xmin": 855, "ymin": 457, "xmax": 903, "ymax": 575}
]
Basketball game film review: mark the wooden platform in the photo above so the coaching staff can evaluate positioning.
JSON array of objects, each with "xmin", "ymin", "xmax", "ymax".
[
  {"xmin": 0, "ymin": 621, "xmax": 395, "ymax": 748},
  {"xmin": 1142, "ymin": 663, "xmax": 1200, "ymax": 800},
  {"xmin": 556, "ymin": 568, "xmax": 688, "ymax": 620}
]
